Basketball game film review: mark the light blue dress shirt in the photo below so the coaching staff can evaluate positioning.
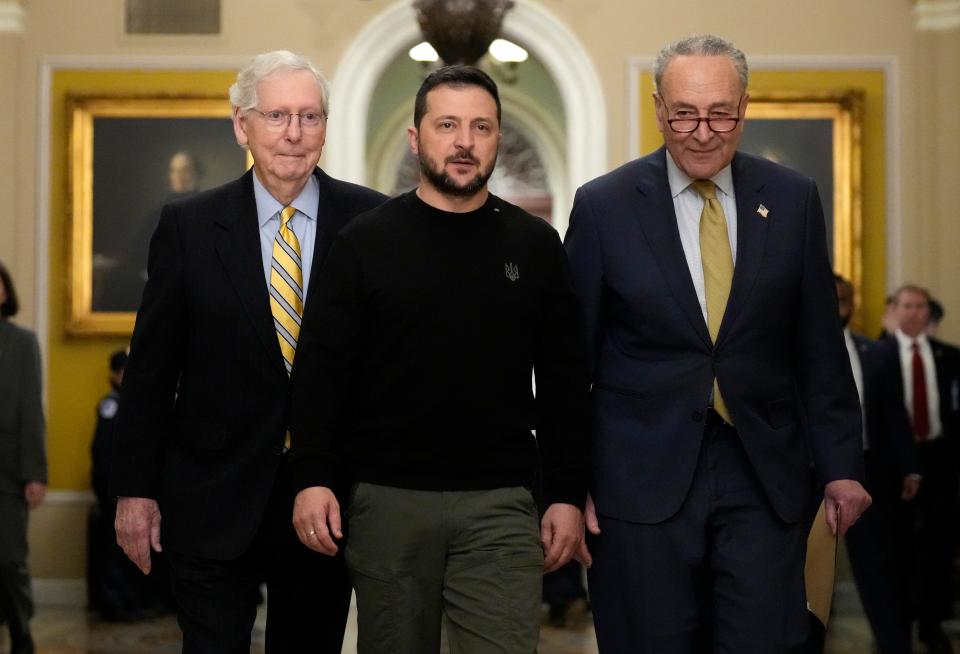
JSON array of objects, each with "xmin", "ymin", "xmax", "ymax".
[{"xmin": 253, "ymin": 170, "xmax": 318, "ymax": 302}]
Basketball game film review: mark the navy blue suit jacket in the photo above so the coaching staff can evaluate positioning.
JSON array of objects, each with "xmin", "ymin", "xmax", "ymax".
[
  {"xmin": 851, "ymin": 334, "xmax": 918, "ymax": 491},
  {"xmin": 564, "ymin": 147, "xmax": 863, "ymax": 525}
]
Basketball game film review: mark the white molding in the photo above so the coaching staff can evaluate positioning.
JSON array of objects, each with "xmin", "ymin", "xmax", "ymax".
[
  {"xmin": 0, "ymin": 1, "xmax": 24, "ymax": 33},
  {"xmin": 326, "ymin": 0, "xmax": 607, "ymax": 230},
  {"xmin": 44, "ymin": 489, "xmax": 95, "ymax": 505},
  {"xmin": 915, "ymin": 0, "xmax": 960, "ymax": 30},
  {"xmin": 33, "ymin": 578, "xmax": 87, "ymax": 607},
  {"xmin": 325, "ymin": 0, "xmax": 419, "ymax": 184},
  {"xmin": 38, "ymin": 54, "xmax": 250, "ymax": 70},
  {"xmin": 627, "ymin": 54, "xmax": 902, "ymax": 291}
]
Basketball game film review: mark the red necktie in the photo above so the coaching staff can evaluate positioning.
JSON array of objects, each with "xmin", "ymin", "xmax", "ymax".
[{"xmin": 911, "ymin": 341, "xmax": 930, "ymax": 441}]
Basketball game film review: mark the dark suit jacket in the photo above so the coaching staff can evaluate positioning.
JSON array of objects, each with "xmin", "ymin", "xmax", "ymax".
[
  {"xmin": 851, "ymin": 333, "xmax": 918, "ymax": 498},
  {"xmin": 564, "ymin": 147, "xmax": 862, "ymax": 525},
  {"xmin": 889, "ymin": 335, "xmax": 960, "ymax": 451},
  {"xmin": 112, "ymin": 168, "xmax": 386, "ymax": 560},
  {"xmin": 0, "ymin": 320, "xmax": 46, "ymax": 496}
]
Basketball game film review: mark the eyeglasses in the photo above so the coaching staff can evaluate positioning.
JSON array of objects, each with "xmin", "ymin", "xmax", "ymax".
[
  {"xmin": 250, "ymin": 109, "xmax": 326, "ymax": 131},
  {"xmin": 664, "ymin": 96, "xmax": 744, "ymax": 134}
]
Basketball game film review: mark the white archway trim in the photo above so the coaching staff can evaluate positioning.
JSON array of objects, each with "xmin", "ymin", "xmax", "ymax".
[
  {"xmin": 628, "ymin": 54, "xmax": 902, "ymax": 290},
  {"xmin": 0, "ymin": 1, "xmax": 24, "ymax": 32},
  {"xmin": 915, "ymin": 1, "xmax": 960, "ymax": 30},
  {"xmin": 327, "ymin": 0, "xmax": 607, "ymax": 234}
]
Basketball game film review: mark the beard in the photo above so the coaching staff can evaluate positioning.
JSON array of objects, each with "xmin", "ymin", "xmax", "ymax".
[{"xmin": 418, "ymin": 144, "xmax": 497, "ymax": 199}]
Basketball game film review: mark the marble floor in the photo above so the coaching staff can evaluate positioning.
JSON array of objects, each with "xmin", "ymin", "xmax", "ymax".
[{"xmin": 5, "ymin": 599, "xmax": 960, "ymax": 654}]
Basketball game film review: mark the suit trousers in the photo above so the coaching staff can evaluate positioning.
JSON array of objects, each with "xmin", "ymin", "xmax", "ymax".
[
  {"xmin": 898, "ymin": 437, "xmax": 958, "ymax": 624},
  {"xmin": 165, "ymin": 463, "xmax": 351, "ymax": 654},
  {"xmin": 0, "ymin": 494, "xmax": 34, "ymax": 653},
  {"xmin": 588, "ymin": 415, "xmax": 809, "ymax": 653},
  {"xmin": 845, "ymin": 453, "xmax": 912, "ymax": 654}
]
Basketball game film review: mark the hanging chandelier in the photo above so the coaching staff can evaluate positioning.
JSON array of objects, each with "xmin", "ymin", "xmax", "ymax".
[{"xmin": 412, "ymin": 0, "xmax": 516, "ymax": 65}]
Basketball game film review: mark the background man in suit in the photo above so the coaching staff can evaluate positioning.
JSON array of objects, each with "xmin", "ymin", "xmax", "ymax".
[
  {"xmin": 889, "ymin": 284, "xmax": 960, "ymax": 654},
  {"xmin": 0, "ymin": 261, "xmax": 46, "ymax": 654},
  {"xmin": 836, "ymin": 275, "xmax": 918, "ymax": 654},
  {"xmin": 564, "ymin": 35, "xmax": 871, "ymax": 653},
  {"xmin": 111, "ymin": 50, "xmax": 386, "ymax": 653}
]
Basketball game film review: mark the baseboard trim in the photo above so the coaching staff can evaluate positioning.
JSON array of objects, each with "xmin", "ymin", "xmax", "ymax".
[{"xmin": 33, "ymin": 578, "xmax": 87, "ymax": 607}]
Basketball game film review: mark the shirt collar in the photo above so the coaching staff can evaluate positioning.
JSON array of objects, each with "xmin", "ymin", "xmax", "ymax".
[
  {"xmin": 895, "ymin": 329, "xmax": 928, "ymax": 350},
  {"xmin": 252, "ymin": 169, "xmax": 319, "ymax": 228},
  {"xmin": 665, "ymin": 151, "xmax": 735, "ymax": 201}
]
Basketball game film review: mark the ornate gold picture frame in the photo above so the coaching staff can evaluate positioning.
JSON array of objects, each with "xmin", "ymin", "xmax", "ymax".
[
  {"xmin": 67, "ymin": 95, "xmax": 245, "ymax": 336},
  {"xmin": 742, "ymin": 90, "xmax": 864, "ymax": 301}
]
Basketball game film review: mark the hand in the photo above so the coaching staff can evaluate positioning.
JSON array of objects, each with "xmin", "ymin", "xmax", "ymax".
[
  {"xmin": 115, "ymin": 497, "xmax": 162, "ymax": 574},
  {"xmin": 24, "ymin": 481, "xmax": 46, "ymax": 509},
  {"xmin": 540, "ymin": 503, "xmax": 584, "ymax": 573},
  {"xmin": 901, "ymin": 476, "xmax": 921, "ymax": 502},
  {"xmin": 823, "ymin": 479, "xmax": 872, "ymax": 537},
  {"xmin": 573, "ymin": 493, "xmax": 600, "ymax": 568},
  {"xmin": 293, "ymin": 486, "xmax": 343, "ymax": 556}
]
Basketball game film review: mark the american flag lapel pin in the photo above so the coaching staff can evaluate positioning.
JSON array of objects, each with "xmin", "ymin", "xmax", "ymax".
[{"xmin": 756, "ymin": 204, "xmax": 769, "ymax": 218}]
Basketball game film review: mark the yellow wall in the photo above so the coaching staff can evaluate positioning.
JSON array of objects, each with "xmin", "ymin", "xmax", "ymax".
[
  {"xmin": 639, "ymin": 70, "xmax": 887, "ymax": 332},
  {"xmin": 46, "ymin": 70, "xmax": 237, "ymax": 491}
]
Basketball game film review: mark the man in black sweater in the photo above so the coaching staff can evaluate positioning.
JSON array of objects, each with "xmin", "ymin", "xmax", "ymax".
[{"xmin": 289, "ymin": 66, "xmax": 590, "ymax": 653}]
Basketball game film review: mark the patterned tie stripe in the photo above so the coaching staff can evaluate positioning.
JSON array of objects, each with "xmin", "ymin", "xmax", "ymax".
[
  {"xmin": 270, "ymin": 205, "xmax": 304, "ymax": 374},
  {"xmin": 692, "ymin": 180, "xmax": 735, "ymax": 425}
]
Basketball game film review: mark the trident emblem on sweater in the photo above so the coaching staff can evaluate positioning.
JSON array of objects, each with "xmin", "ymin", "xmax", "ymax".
[{"xmin": 505, "ymin": 262, "xmax": 519, "ymax": 282}]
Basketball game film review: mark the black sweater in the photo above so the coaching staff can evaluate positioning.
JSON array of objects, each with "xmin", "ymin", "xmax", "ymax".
[{"xmin": 289, "ymin": 191, "xmax": 589, "ymax": 508}]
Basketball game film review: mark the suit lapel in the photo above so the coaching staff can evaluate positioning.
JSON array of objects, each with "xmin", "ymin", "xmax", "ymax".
[
  {"xmin": 0, "ymin": 321, "xmax": 11, "ymax": 362},
  {"xmin": 213, "ymin": 170, "xmax": 287, "ymax": 377},
  {"xmin": 634, "ymin": 149, "xmax": 712, "ymax": 348},
  {"xmin": 716, "ymin": 153, "xmax": 770, "ymax": 346},
  {"xmin": 304, "ymin": 168, "xmax": 347, "ymax": 312}
]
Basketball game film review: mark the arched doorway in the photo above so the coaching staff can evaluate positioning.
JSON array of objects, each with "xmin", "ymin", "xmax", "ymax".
[{"xmin": 325, "ymin": 0, "xmax": 606, "ymax": 236}]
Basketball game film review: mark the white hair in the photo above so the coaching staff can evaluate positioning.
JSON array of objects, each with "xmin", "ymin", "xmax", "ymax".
[
  {"xmin": 229, "ymin": 50, "xmax": 330, "ymax": 117},
  {"xmin": 653, "ymin": 34, "xmax": 749, "ymax": 94}
]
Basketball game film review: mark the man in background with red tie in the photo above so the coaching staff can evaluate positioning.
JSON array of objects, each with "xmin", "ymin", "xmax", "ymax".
[
  {"xmin": 110, "ymin": 50, "xmax": 385, "ymax": 653},
  {"xmin": 890, "ymin": 284, "xmax": 960, "ymax": 654}
]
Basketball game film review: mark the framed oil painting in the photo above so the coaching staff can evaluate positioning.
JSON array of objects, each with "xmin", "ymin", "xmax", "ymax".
[
  {"xmin": 67, "ymin": 95, "xmax": 247, "ymax": 335},
  {"xmin": 741, "ymin": 90, "xmax": 864, "ymax": 293}
]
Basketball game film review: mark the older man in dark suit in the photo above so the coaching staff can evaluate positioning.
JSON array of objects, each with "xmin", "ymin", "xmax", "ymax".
[
  {"xmin": 111, "ymin": 50, "xmax": 386, "ymax": 653},
  {"xmin": 565, "ymin": 35, "xmax": 871, "ymax": 653}
]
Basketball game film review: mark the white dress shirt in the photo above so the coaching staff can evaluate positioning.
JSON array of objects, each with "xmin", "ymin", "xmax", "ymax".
[
  {"xmin": 843, "ymin": 328, "xmax": 868, "ymax": 448},
  {"xmin": 895, "ymin": 329, "xmax": 942, "ymax": 440},
  {"xmin": 665, "ymin": 152, "xmax": 738, "ymax": 325}
]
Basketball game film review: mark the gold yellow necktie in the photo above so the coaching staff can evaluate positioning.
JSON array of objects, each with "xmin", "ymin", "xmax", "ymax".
[
  {"xmin": 692, "ymin": 180, "xmax": 734, "ymax": 425},
  {"xmin": 270, "ymin": 205, "xmax": 304, "ymax": 375}
]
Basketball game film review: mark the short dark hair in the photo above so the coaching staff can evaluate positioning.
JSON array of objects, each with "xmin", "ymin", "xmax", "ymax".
[
  {"xmin": 834, "ymin": 274, "xmax": 854, "ymax": 297},
  {"xmin": 929, "ymin": 298, "xmax": 945, "ymax": 324},
  {"xmin": 0, "ymin": 260, "xmax": 19, "ymax": 318},
  {"xmin": 413, "ymin": 65, "xmax": 501, "ymax": 128},
  {"xmin": 109, "ymin": 349, "xmax": 128, "ymax": 373}
]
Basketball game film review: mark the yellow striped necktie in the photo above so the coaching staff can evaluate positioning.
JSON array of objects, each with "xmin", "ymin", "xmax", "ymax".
[
  {"xmin": 692, "ymin": 180, "xmax": 734, "ymax": 425},
  {"xmin": 270, "ymin": 205, "xmax": 303, "ymax": 375}
]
